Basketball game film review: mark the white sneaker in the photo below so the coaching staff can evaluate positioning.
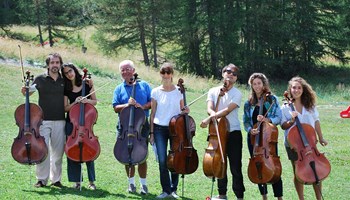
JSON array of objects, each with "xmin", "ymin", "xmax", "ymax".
[
  {"xmin": 128, "ymin": 184, "xmax": 136, "ymax": 193},
  {"xmin": 211, "ymin": 195, "xmax": 227, "ymax": 200},
  {"xmin": 140, "ymin": 185, "xmax": 148, "ymax": 195},
  {"xmin": 156, "ymin": 192, "xmax": 170, "ymax": 199},
  {"xmin": 171, "ymin": 191, "xmax": 179, "ymax": 198}
]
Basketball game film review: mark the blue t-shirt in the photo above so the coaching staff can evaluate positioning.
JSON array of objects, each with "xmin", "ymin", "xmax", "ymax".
[{"xmin": 112, "ymin": 80, "xmax": 152, "ymax": 117}]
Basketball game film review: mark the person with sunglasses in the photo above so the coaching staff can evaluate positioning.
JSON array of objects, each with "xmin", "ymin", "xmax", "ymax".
[
  {"xmin": 149, "ymin": 62, "xmax": 189, "ymax": 199},
  {"xmin": 112, "ymin": 60, "xmax": 152, "ymax": 195},
  {"xmin": 200, "ymin": 64, "xmax": 245, "ymax": 200},
  {"xmin": 61, "ymin": 63, "xmax": 98, "ymax": 190}
]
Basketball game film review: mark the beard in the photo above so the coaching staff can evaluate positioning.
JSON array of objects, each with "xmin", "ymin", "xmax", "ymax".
[{"xmin": 50, "ymin": 66, "xmax": 60, "ymax": 73}]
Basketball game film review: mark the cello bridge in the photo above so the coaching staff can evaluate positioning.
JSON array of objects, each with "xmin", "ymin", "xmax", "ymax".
[{"xmin": 24, "ymin": 131, "xmax": 33, "ymax": 136}]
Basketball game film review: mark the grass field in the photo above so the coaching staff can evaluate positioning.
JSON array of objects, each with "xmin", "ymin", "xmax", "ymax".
[{"xmin": 1, "ymin": 31, "xmax": 350, "ymax": 199}]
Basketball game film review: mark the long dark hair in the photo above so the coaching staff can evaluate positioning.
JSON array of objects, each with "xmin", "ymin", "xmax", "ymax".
[{"xmin": 61, "ymin": 63, "xmax": 82, "ymax": 92}]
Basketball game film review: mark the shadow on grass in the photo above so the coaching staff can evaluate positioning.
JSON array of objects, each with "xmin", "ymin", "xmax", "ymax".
[{"xmin": 21, "ymin": 185, "xmax": 160, "ymax": 199}]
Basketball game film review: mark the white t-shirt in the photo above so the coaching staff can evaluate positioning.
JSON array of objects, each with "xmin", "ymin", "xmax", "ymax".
[
  {"xmin": 207, "ymin": 86, "xmax": 242, "ymax": 132},
  {"xmin": 281, "ymin": 104, "xmax": 320, "ymax": 146},
  {"xmin": 151, "ymin": 86, "xmax": 183, "ymax": 126}
]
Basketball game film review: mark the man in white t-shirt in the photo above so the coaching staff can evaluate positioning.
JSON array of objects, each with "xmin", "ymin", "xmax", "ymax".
[{"xmin": 201, "ymin": 63, "xmax": 245, "ymax": 200}]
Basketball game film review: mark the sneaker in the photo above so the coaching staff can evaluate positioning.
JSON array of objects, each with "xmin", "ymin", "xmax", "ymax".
[
  {"xmin": 34, "ymin": 181, "xmax": 45, "ymax": 188},
  {"xmin": 211, "ymin": 195, "xmax": 227, "ymax": 200},
  {"xmin": 88, "ymin": 183, "xmax": 96, "ymax": 190},
  {"xmin": 140, "ymin": 185, "xmax": 148, "ymax": 195},
  {"xmin": 156, "ymin": 192, "xmax": 170, "ymax": 199},
  {"xmin": 51, "ymin": 181, "xmax": 64, "ymax": 188},
  {"xmin": 73, "ymin": 183, "xmax": 80, "ymax": 189},
  {"xmin": 128, "ymin": 184, "xmax": 136, "ymax": 193},
  {"xmin": 171, "ymin": 191, "xmax": 179, "ymax": 198}
]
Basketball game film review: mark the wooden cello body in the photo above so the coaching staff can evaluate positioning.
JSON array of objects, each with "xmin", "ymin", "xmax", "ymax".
[
  {"xmin": 202, "ymin": 84, "xmax": 229, "ymax": 179},
  {"xmin": 284, "ymin": 92, "xmax": 331, "ymax": 184},
  {"xmin": 203, "ymin": 117, "xmax": 228, "ymax": 179},
  {"xmin": 11, "ymin": 71, "xmax": 48, "ymax": 165},
  {"xmin": 114, "ymin": 73, "xmax": 148, "ymax": 165},
  {"xmin": 247, "ymin": 96, "xmax": 281, "ymax": 184},
  {"xmin": 65, "ymin": 69, "xmax": 100, "ymax": 162},
  {"xmin": 167, "ymin": 78, "xmax": 199, "ymax": 175}
]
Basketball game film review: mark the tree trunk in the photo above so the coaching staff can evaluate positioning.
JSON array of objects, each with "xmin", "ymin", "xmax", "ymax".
[
  {"xmin": 136, "ymin": 2, "xmax": 150, "ymax": 66},
  {"xmin": 35, "ymin": 0, "xmax": 44, "ymax": 46},
  {"xmin": 151, "ymin": 0, "xmax": 158, "ymax": 68},
  {"xmin": 187, "ymin": 0, "xmax": 203, "ymax": 76},
  {"xmin": 46, "ymin": 0, "xmax": 53, "ymax": 47},
  {"xmin": 206, "ymin": 0, "xmax": 219, "ymax": 77}
]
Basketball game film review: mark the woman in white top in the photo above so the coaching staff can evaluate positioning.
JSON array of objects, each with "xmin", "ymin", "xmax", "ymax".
[
  {"xmin": 149, "ymin": 63, "xmax": 188, "ymax": 199},
  {"xmin": 280, "ymin": 76, "xmax": 328, "ymax": 200}
]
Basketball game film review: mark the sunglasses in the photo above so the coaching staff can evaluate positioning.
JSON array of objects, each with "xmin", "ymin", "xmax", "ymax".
[
  {"xmin": 160, "ymin": 71, "xmax": 172, "ymax": 75},
  {"xmin": 224, "ymin": 70, "xmax": 237, "ymax": 76},
  {"xmin": 62, "ymin": 63, "xmax": 74, "ymax": 67}
]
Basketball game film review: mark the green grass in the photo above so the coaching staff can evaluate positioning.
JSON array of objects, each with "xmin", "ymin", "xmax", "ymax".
[
  {"xmin": 1, "ymin": 63, "xmax": 350, "ymax": 200},
  {"xmin": 1, "ymin": 26, "xmax": 350, "ymax": 199}
]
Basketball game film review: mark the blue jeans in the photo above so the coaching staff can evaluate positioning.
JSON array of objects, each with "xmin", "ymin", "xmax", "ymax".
[
  {"xmin": 67, "ymin": 158, "xmax": 95, "ymax": 182},
  {"xmin": 154, "ymin": 124, "xmax": 179, "ymax": 194}
]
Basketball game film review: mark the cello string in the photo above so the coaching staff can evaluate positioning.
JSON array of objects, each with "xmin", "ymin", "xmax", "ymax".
[{"xmin": 256, "ymin": 99, "xmax": 275, "ymax": 130}]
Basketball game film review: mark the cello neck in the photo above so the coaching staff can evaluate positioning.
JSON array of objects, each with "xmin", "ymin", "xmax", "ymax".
[
  {"xmin": 254, "ymin": 97, "xmax": 264, "ymax": 147},
  {"xmin": 289, "ymin": 103, "xmax": 310, "ymax": 147},
  {"xmin": 24, "ymin": 72, "xmax": 33, "ymax": 132},
  {"xmin": 182, "ymin": 90, "xmax": 192, "ymax": 142},
  {"xmin": 79, "ymin": 69, "xmax": 88, "ymax": 126},
  {"xmin": 177, "ymin": 78, "xmax": 192, "ymax": 143},
  {"xmin": 128, "ymin": 79, "xmax": 137, "ymax": 129}
]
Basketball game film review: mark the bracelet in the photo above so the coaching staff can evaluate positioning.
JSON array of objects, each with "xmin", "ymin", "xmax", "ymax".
[{"xmin": 149, "ymin": 132, "xmax": 154, "ymax": 135}]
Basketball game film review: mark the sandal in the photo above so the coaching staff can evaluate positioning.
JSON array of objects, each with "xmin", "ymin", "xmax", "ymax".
[{"xmin": 88, "ymin": 183, "xmax": 96, "ymax": 190}]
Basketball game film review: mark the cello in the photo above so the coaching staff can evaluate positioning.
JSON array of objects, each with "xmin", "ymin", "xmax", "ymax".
[
  {"xmin": 65, "ymin": 69, "xmax": 100, "ymax": 162},
  {"xmin": 284, "ymin": 92, "xmax": 331, "ymax": 184},
  {"xmin": 247, "ymin": 94, "xmax": 282, "ymax": 184},
  {"xmin": 167, "ymin": 78, "xmax": 199, "ymax": 175},
  {"xmin": 201, "ymin": 81, "xmax": 229, "ymax": 180},
  {"xmin": 12, "ymin": 70, "xmax": 48, "ymax": 165},
  {"xmin": 114, "ymin": 73, "xmax": 148, "ymax": 165}
]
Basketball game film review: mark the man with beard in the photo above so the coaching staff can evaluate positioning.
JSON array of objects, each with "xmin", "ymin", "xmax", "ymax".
[{"xmin": 22, "ymin": 53, "xmax": 66, "ymax": 188}]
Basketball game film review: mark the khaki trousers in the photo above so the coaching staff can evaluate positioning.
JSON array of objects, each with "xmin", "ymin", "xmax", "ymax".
[{"xmin": 36, "ymin": 120, "xmax": 65, "ymax": 185}]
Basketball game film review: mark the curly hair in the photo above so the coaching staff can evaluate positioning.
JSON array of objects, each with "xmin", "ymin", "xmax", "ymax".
[
  {"xmin": 248, "ymin": 73, "xmax": 272, "ymax": 105},
  {"xmin": 287, "ymin": 76, "xmax": 316, "ymax": 110}
]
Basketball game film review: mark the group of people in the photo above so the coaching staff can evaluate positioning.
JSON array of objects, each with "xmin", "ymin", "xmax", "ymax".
[
  {"xmin": 21, "ymin": 52, "xmax": 328, "ymax": 200},
  {"xmin": 22, "ymin": 53, "xmax": 97, "ymax": 190}
]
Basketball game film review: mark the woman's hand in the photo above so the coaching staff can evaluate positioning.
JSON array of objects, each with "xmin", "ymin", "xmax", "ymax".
[
  {"xmin": 149, "ymin": 134, "xmax": 154, "ymax": 145},
  {"xmin": 289, "ymin": 110, "xmax": 298, "ymax": 121},
  {"xmin": 181, "ymin": 106, "xmax": 190, "ymax": 114},
  {"xmin": 75, "ymin": 96, "xmax": 87, "ymax": 104},
  {"xmin": 319, "ymin": 138, "xmax": 328, "ymax": 146},
  {"xmin": 250, "ymin": 128, "xmax": 259, "ymax": 136}
]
